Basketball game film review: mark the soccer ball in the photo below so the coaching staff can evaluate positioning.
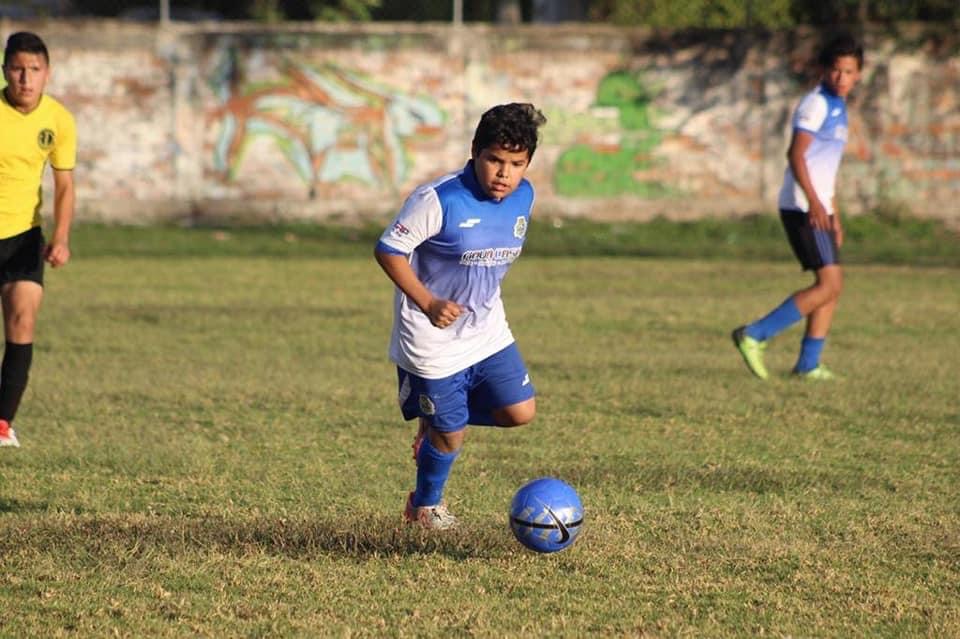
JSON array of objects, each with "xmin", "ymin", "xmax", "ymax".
[{"xmin": 509, "ymin": 477, "xmax": 583, "ymax": 553}]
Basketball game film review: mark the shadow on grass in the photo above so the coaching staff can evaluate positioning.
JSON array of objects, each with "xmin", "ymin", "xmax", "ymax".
[
  {"xmin": 0, "ymin": 513, "xmax": 506, "ymax": 561},
  {"xmin": 0, "ymin": 497, "xmax": 50, "ymax": 514}
]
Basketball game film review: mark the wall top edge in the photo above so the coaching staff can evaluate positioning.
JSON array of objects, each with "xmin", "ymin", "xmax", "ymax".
[{"xmin": 1, "ymin": 18, "xmax": 958, "ymax": 38}]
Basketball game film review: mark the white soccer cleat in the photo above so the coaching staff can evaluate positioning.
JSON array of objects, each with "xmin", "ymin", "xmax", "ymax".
[
  {"xmin": 404, "ymin": 492, "xmax": 458, "ymax": 530},
  {"xmin": 0, "ymin": 420, "xmax": 20, "ymax": 448}
]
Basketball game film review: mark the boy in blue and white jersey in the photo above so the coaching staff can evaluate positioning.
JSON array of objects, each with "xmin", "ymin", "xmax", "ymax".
[
  {"xmin": 375, "ymin": 103, "xmax": 547, "ymax": 529},
  {"xmin": 733, "ymin": 35, "xmax": 863, "ymax": 381}
]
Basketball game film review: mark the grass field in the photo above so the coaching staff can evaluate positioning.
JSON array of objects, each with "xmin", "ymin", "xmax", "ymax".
[{"xmin": 1, "ymin": 221, "xmax": 958, "ymax": 637}]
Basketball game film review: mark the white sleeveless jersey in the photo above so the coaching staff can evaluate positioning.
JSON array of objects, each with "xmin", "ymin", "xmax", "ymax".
[{"xmin": 377, "ymin": 161, "xmax": 534, "ymax": 378}]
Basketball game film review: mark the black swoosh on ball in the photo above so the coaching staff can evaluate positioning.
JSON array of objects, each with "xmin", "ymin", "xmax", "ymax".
[{"xmin": 543, "ymin": 505, "xmax": 571, "ymax": 542}]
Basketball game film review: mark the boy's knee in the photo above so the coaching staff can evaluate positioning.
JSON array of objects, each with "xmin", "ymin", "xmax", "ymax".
[
  {"xmin": 815, "ymin": 268, "xmax": 843, "ymax": 301},
  {"xmin": 505, "ymin": 413, "xmax": 535, "ymax": 428},
  {"xmin": 497, "ymin": 402, "xmax": 536, "ymax": 427},
  {"xmin": 825, "ymin": 275, "xmax": 843, "ymax": 300},
  {"xmin": 428, "ymin": 427, "xmax": 465, "ymax": 453},
  {"xmin": 4, "ymin": 313, "xmax": 37, "ymax": 343}
]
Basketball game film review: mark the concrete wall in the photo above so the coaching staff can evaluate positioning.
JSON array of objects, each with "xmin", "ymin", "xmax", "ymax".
[{"xmin": 4, "ymin": 20, "xmax": 959, "ymax": 224}]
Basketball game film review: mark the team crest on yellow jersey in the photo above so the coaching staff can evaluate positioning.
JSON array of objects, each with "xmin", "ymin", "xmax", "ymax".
[
  {"xmin": 513, "ymin": 216, "xmax": 527, "ymax": 239},
  {"xmin": 37, "ymin": 129, "xmax": 55, "ymax": 151}
]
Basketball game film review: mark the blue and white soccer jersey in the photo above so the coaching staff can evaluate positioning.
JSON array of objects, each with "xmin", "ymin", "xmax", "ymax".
[
  {"xmin": 377, "ymin": 160, "xmax": 536, "ymax": 430},
  {"xmin": 378, "ymin": 160, "xmax": 533, "ymax": 378},
  {"xmin": 778, "ymin": 83, "xmax": 849, "ymax": 269},
  {"xmin": 778, "ymin": 83, "xmax": 849, "ymax": 216}
]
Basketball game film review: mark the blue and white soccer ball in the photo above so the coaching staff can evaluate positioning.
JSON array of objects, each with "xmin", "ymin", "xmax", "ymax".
[{"xmin": 509, "ymin": 477, "xmax": 584, "ymax": 553}]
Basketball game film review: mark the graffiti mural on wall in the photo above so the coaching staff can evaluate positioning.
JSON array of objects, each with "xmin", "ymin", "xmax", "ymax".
[
  {"xmin": 207, "ymin": 51, "xmax": 445, "ymax": 197},
  {"xmin": 554, "ymin": 71, "xmax": 676, "ymax": 198}
]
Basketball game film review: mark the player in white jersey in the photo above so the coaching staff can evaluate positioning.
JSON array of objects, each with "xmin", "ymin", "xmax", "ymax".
[
  {"xmin": 733, "ymin": 34, "xmax": 863, "ymax": 381},
  {"xmin": 375, "ymin": 103, "xmax": 547, "ymax": 529}
]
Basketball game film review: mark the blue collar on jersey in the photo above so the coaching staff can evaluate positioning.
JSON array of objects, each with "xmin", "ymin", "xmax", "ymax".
[
  {"xmin": 460, "ymin": 160, "xmax": 492, "ymax": 201},
  {"xmin": 819, "ymin": 81, "xmax": 841, "ymax": 98}
]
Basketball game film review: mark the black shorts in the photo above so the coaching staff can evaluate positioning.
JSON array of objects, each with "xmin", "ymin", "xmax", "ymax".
[
  {"xmin": 780, "ymin": 209, "xmax": 840, "ymax": 271},
  {"xmin": 0, "ymin": 227, "xmax": 45, "ymax": 287}
]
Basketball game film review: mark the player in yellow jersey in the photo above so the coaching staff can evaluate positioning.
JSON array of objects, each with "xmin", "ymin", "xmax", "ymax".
[{"xmin": 0, "ymin": 32, "xmax": 76, "ymax": 447}]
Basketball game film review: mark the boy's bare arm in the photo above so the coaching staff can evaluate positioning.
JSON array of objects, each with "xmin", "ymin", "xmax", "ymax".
[
  {"xmin": 45, "ymin": 168, "xmax": 75, "ymax": 267},
  {"xmin": 787, "ymin": 130, "xmax": 830, "ymax": 230},
  {"xmin": 375, "ymin": 249, "xmax": 463, "ymax": 328}
]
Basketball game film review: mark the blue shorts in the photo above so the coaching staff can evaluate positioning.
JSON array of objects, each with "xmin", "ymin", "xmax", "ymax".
[
  {"xmin": 780, "ymin": 209, "xmax": 840, "ymax": 271},
  {"xmin": 397, "ymin": 343, "xmax": 535, "ymax": 433}
]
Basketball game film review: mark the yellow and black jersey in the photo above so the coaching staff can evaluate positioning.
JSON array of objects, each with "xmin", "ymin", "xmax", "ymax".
[{"xmin": 0, "ymin": 92, "xmax": 76, "ymax": 239}]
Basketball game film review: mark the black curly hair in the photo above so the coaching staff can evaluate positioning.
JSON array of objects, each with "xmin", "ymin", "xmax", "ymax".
[
  {"xmin": 818, "ymin": 33, "xmax": 863, "ymax": 70},
  {"xmin": 471, "ymin": 103, "xmax": 547, "ymax": 160},
  {"xmin": 4, "ymin": 32, "xmax": 49, "ymax": 66}
]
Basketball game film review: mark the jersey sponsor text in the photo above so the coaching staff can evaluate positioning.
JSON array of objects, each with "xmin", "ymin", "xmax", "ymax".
[{"xmin": 459, "ymin": 246, "xmax": 522, "ymax": 267}]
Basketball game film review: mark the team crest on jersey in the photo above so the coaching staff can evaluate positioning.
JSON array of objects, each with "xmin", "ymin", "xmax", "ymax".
[
  {"xmin": 418, "ymin": 394, "xmax": 436, "ymax": 416},
  {"xmin": 513, "ymin": 216, "xmax": 527, "ymax": 239},
  {"xmin": 37, "ymin": 129, "xmax": 55, "ymax": 151}
]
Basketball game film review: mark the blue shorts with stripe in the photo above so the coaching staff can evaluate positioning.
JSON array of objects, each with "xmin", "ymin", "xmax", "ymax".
[
  {"xmin": 396, "ymin": 342, "xmax": 535, "ymax": 433},
  {"xmin": 780, "ymin": 209, "xmax": 840, "ymax": 271}
]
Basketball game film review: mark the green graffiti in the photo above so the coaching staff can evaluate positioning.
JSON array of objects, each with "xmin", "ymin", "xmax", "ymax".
[
  {"xmin": 555, "ymin": 71, "xmax": 675, "ymax": 198},
  {"xmin": 596, "ymin": 70, "xmax": 653, "ymax": 130},
  {"xmin": 556, "ymin": 144, "xmax": 672, "ymax": 198}
]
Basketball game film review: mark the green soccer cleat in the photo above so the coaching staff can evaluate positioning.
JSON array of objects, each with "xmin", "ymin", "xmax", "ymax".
[
  {"xmin": 792, "ymin": 365, "xmax": 837, "ymax": 381},
  {"xmin": 731, "ymin": 326, "xmax": 769, "ymax": 380}
]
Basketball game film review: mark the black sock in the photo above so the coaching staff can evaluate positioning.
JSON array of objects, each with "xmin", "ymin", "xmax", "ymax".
[{"xmin": 0, "ymin": 342, "xmax": 33, "ymax": 423}]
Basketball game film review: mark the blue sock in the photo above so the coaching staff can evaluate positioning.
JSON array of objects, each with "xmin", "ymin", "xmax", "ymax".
[
  {"xmin": 413, "ymin": 437, "xmax": 460, "ymax": 507},
  {"xmin": 746, "ymin": 297, "xmax": 803, "ymax": 341},
  {"xmin": 795, "ymin": 336, "xmax": 825, "ymax": 373}
]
